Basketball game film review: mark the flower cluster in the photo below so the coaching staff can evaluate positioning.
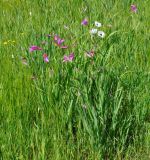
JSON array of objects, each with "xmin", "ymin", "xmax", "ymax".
[
  {"xmin": 90, "ymin": 21, "xmax": 105, "ymax": 38},
  {"xmin": 54, "ymin": 35, "xmax": 68, "ymax": 49},
  {"xmin": 26, "ymin": 4, "xmax": 136, "ymax": 65},
  {"xmin": 28, "ymin": 34, "xmax": 72, "ymax": 63},
  {"xmin": 3, "ymin": 40, "xmax": 16, "ymax": 45},
  {"xmin": 63, "ymin": 53, "xmax": 74, "ymax": 62}
]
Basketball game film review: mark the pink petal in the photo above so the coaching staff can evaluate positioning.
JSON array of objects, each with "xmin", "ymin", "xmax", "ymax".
[
  {"xmin": 63, "ymin": 55, "xmax": 69, "ymax": 62},
  {"xmin": 43, "ymin": 53, "xmax": 48, "ymax": 58},
  {"xmin": 54, "ymin": 35, "xmax": 59, "ymax": 41},
  {"xmin": 44, "ymin": 57, "xmax": 49, "ymax": 63},
  {"xmin": 131, "ymin": 4, "xmax": 137, "ymax": 13},
  {"xmin": 29, "ymin": 45, "xmax": 42, "ymax": 52},
  {"xmin": 57, "ymin": 39, "xmax": 62, "ymax": 45},
  {"xmin": 60, "ymin": 39, "xmax": 65, "ymax": 43},
  {"xmin": 29, "ymin": 48, "xmax": 34, "ymax": 52},
  {"xmin": 43, "ymin": 53, "xmax": 49, "ymax": 63},
  {"xmin": 63, "ymin": 53, "xmax": 74, "ymax": 62},
  {"xmin": 81, "ymin": 18, "xmax": 88, "ymax": 26},
  {"xmin": 60, "ymin": 46, "xmax": 68, "ymax": 49},
  {"xmin": 68, "ymin": 53, "xmax": 74, "ymax": 61}
]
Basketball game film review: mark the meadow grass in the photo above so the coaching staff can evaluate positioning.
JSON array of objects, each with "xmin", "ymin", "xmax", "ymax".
[{"xmin": 0, "ymin": 0, "xmax": 150, "ymax": 159}]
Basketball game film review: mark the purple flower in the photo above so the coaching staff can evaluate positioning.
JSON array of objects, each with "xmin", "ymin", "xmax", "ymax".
[
  {"xmin": 54, "ymin": 35, "xmax": 68, "ymax": 49},
  {"xmin": 57, "ymin": 38, "xmax": 65, "ymax": 45},
  {"xmin": 81, "ymin": 18, "xmax": 88, "ymax": 26},
  {"xmin": 43, "ymin": 53, "xmax": 49, "ymax": 63},
  {"xmin": 131, "ymin": 4, "xmax": 137, "ymax": 13},
  {"xmin": 29, "ymin": 45, "xmax": 42, "ymax": 52},
  {"xmin": 63, "ymin": 53, "xmax": 74, "ymax": 62},
  {"xmin": 54, "ymin": 35, "xmax": 59, "ymax": 41}
]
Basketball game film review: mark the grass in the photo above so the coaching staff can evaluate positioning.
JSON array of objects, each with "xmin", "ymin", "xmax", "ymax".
[{"xmin": 0, "ymin": 0, "xmax": 150, "ymax": 159}]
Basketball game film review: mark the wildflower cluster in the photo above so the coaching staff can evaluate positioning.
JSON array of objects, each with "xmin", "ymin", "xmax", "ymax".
[
  {"xmin": 90, "ymin": 21, "xmax": 105, "ymax": 38},
  {"xmin": 25, "ymin": 4, "xmax": 137, "ymax": 65},
  {"xmin": 3, "ymin": 40, "xmax": 16, "ymax": 45}
]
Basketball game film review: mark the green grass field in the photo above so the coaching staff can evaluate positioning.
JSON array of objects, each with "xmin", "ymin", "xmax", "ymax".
[{"xmin": 1, "ymin": 0, "xmax": 150, "ymax": 159}]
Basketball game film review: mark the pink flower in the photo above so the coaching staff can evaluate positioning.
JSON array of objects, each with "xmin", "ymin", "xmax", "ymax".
[
  {"xmin": 29, "ymin": 45, "xmax": 42, "ymax": 52},
  {"xmin": 81, "ymin": 18, "xmax": 88, "ymax": 26},
  {"xmin": 43, "ymin": 53, "xmax": 49, "ymax": 63},
  {"xmin": 131, "ymin": 4, "xmax": 137, "ymax": 13},
  {"xmin": 60, "ymin": 46, "xmax": 68, "ymax": 49},
  {"xmin": 63, "ymin": 53, "xmax": 74, "ymax": 62},
  {"xmin": 54, "ymin": 35, "xmax": 68, "ymax": 49},
  {"xmin": 86, "ymin": 50, "xmax": 94, "ymax": 58}
]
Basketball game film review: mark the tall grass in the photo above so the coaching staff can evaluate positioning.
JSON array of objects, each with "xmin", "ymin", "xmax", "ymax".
[{"xmin": 1, "ymin": 0, "xmax": 150, "ymax": 159}]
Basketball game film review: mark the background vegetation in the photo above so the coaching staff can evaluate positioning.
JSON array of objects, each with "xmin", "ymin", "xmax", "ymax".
[{"xmin": 0, "ymin": 0, "xmax": 150, "ymax": 159}]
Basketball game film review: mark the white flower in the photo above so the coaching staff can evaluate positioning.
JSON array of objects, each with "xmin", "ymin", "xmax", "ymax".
[
  {"xmin": 64, "ymin": 25, "xmax": 69, "ymax": 30},
  {"xmin": 95, "ymin": 21, "xmax": 102, "ymax": 27},
  {"xmin": 90, "ymin": 28, "xmax": 98, "ymax": 35},
  {"xmin": 97, "ymin": 31, "xmax": 105, "ymax": 38},
  {"xmin": 29, "ymin": 11, "xmax": 32, "ymax": 16}
]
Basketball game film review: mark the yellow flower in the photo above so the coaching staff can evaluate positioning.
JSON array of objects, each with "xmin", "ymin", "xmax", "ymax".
[
  {"xmin": 3, "ymin": 41, "xmax": 8, "ymax": 45},
  {"xmin": 21, "ymin": 32, "xmax": 25, "ymax": 35}
]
